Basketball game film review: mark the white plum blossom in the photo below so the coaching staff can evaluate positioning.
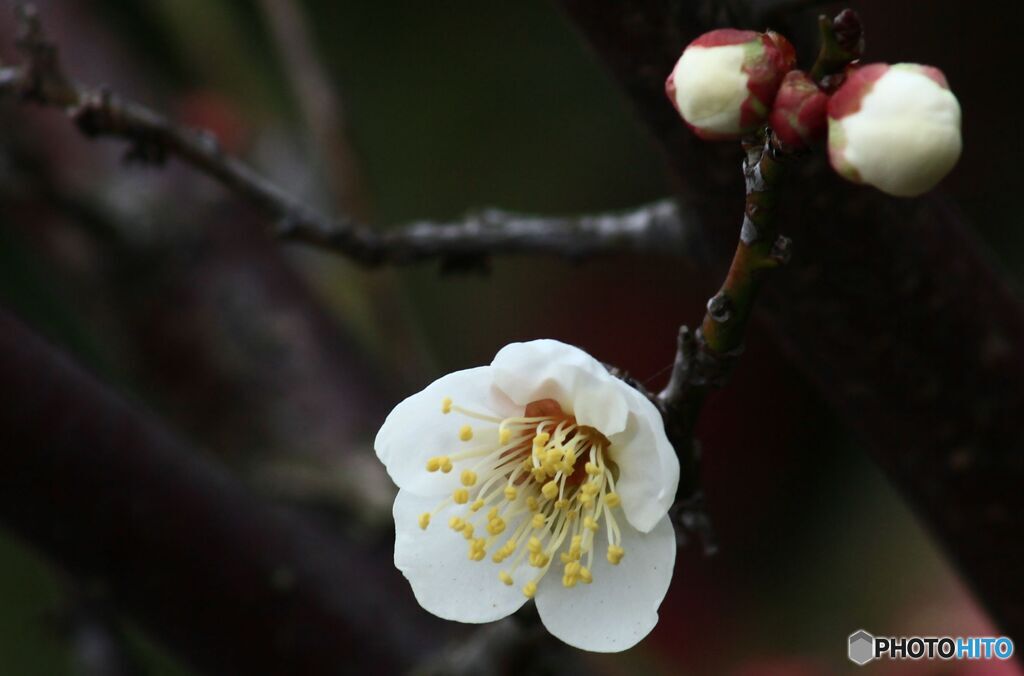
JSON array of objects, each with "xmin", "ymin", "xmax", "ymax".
[
  {"xmin": 827, "ymin": 63, "xmax": 962, "ymax": 197},
  {"xmin": 375, "ymin": 339, "xmax": 680, "ymax": 652},
  {"xmin": 666, "ymin": 28, "xmax": 795, "ymax": 140}
]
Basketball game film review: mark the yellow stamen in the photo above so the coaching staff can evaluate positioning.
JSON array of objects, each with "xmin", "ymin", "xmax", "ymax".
[
  {"xmin": 426, "ymin": 457, "xmax": 441, "ymax": 472},
  {"xmin": 459, "ymin": 424, "xmax": 474, "ymax": 441},
  {"xmin": 460, "ymin": 470, "xmax": 477, "ymax": 487},
  {"xmin": 418, "ymin": 513, "xmax": 431, "ymax": 530},
  {"xmin": 499, "ymin": 571, "xmax": 513, "ymax": 586},
  {"xmin": 523, "ymin": 581, "xmax": 537, "ymax": 598},
  {"xmin": 604, "ymin": 492, "xmax": 621, "ymax": 508},
  {"xmin": 607, "ymin": 545, "xmax": 625, "ymax": 565},
  {"xmin": 453, "ymin": 488, "xmax": 469, "ymax": 504},
  {"xmin": 442, "ymin": 397, "xmax": 453, "ymax": 414},
  {"xmin": 541, "ymin": 480, "xmax": 559, "ymax": 499}
]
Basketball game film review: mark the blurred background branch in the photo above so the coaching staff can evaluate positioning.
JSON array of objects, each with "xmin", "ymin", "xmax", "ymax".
[
  {"xmin": 0, "ymin": 4, "xmax": 699, "ymax": 269},
  {"xmin": 0, "ymin": 308, "xmax": 448, "ymax": 674}
]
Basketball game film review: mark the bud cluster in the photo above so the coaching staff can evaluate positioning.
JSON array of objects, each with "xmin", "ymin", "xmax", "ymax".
[{"xmin": 665, "ymin": 20, "xmax": 962, "ymax": 197}]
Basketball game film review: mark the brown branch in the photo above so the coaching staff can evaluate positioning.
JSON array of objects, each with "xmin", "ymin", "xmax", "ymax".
[
  {"xmin": 0, "ymin": 3, "xmax": 698, "ymax": 268},
  {"xmin": 558, "ymin": 0, "xmax": 1024, "ymax": 640},
  {"xmin": 0, "ymin": 307, "xmax": 448, "ymax": 674}
]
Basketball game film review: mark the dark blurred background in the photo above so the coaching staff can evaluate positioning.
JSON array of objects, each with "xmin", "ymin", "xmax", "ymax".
[{"xmin": 0, "ymin": 1, "xmax": 1020, "ymax": 674}]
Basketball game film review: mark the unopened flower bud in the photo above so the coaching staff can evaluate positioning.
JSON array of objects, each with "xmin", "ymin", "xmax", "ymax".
[
  {"xmin": 827, "ymin": 63, "xmax": 962, "ymax": 197},
  {"xmin": 769, "ymin": 70, "xmax": 828, "ymax": 149},
  {"xmin": 666, "ymin": 29, "xmax": 796, "ymax": 140}
]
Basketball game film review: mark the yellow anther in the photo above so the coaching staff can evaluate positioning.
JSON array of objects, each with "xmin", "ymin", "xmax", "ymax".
[
  {"xmin": 499, "ymin": 428, "xmax": 511, "ymax": 444},
  {"xmin": 531, "ymin": 467, "xmax": 547, "ymax": 483},
  {"xmin": 460, "ymin": 470, "xmax": 477, "ymax": 487},
  {"xmin": 527, "ymin": 536, "xmax": 542, "ymax": 553},
  {"xmin": 554, "ymin": 499, "xmax": 569, "ymax": 510},
  {"xmin": 604, "ymin": 492, "xmax": 622, "ymax": 508},
  {"xmin": 533, "ymin": 432, "xmax": 550, "ymax": 447},
  {"xmin": 499, "ymin": 571, "xmax": 513, "ymax": 586},
  {"xmin": 562, "ymin": 449, "xmax": 577, "ymax": 467},
  {"xmin": 442, "ymin": 397, "xmax": 453, "ymax": 414},
  {"xmin": 585, "ymin": 462, "xmax": 601, "ymax": 476},
  {"xmin": 529, "ymin": 552, "xmax": 549, "ymax": 568},
  {"xmin": 579, "ymin": 494, "xmax": 594, "ymax": 508},
  {"xmin": 581, "ymin": 482, "xmax": 599, "ymax": 495},
  {"xmin": 426, "ymin": 457, "xmax": 441, "ymax": 472},
  {"xmin": 584, "ymin": 516, "xmax": 599, "ymax": 531},
  {"xmin": 559, "ymin": 552, "xmax": 572, "ymax": 564},
  {"xmin": 487, "ymin": 518, "xmax": 506, "ymax": 535},
  {"xmin": 545, "ymin": 449, "xmax": 563, "ymax": 465},
  {"xmin": 440, "ymin": 457, "xmax": 453, "ymax": 473},
  {"xmin": 607, "ymin": 545, "xmax": 625, "ymax": 565},
  {"xmin": 541, "ymin": 481, "xmax": 559, "ymax": 499},
  {"xmin": 459, "ymin": 424, "xmax": 473, "ymax": 442},
  {"xmin": 526, "ymin": 496, "xmax": 539, "ymax": 512},
  {"xmin": 531, "ymin": 513, "xmax": 545, "ymax": 529},
  {"xmin": 487, "ymin": 507, "xmax": 499, "ymax": 520},
  {"xmin": 449, "ymin": 516, "xmax": 464, "ymax": 530},
  {"xmin": 462, "ymin": 524, "xmax": 475, "ymax": 539},
  {"xmin": 565, "ymin": 561, "xmax": 581, "ymax": 576},
  {"xmin": 470, "ymin": 499, "xmax": 485, "ymax": 512},
  {"xmin": 418, "ymin": 513, "xmax": 431, "ymax": 530},
  {"xmin": 468, "ymin": 540, "xmax": 487, "ymax": 561},
  {"xmin": 503, "ymin": 485, "xmax": 517, "ymax": 501},
  {"xmin": 566, "ymin": 510, "xmax": 578, "ymax": 522},
  {"xmin": 562, "ymin": 574, "xmax": 578, "ymax": 588},
  {"xmin": 522, "ymin": 581, "xmax": 537, "ymax": 598},
  {"xmin": 579, "ymin": 567, "xmax": 593, "ymax": 584},
  {"xmin": 453, "ymin": 488, "xmax": 469, "ymax": 504}
]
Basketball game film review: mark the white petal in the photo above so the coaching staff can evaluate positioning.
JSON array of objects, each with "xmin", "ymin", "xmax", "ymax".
[
  {"xmin": 393, "ymin": 490, "xmax": 529, "ymax": 623},
  {"xmin": 840, "ymin": 68, "xmax": 961, "ymax": 197},
  {"xmin": 608, "ymin": 384, "xmax": 679, "ymax": 533},
  {"xmin": 534, "ymin": 514, "xmax": 676, "ymax": 652},
  {"xmin": 672, "ymin": 44, "xmax": 749, "ymax": 134},
  {"xmin": 374, "ymin": 366, "xmax": 518, "ymax": 497},
  {"xmin": 491, "ymin": 340, "xmax": 628, "ymax": 435}
]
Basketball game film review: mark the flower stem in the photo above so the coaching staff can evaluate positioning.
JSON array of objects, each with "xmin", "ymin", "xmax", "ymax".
[{"xmin": 700, "ymin": 133, "xmax": 791, "ymax": 355}]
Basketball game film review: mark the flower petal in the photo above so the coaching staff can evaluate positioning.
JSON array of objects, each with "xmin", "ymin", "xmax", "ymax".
[
  {"xmin": 608, "ymin": 384, "xmax": 679, "ymax": 533},
  {"xmin": 491, "ymin": 340, "xmax": 628, "ymax": 435},
  {"xmin": 534, "ymin": 514, "xmax": 676, "ymax": 652},
  {"xmin": 393, "ymin": 490, "xmax": 529, "ymax": 623},
  {"xmin": 374, "ymin": 366, "xmax": 518, "ymax": 497}
]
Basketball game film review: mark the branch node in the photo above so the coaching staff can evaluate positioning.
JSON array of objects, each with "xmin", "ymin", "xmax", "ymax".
[
  {"xmin": 706, "ymin": 292, "xmax": 733, "ymax": 323},
  {"xmin": 771, "ymin": 234, "xmax": 793, "ymax": 265}
]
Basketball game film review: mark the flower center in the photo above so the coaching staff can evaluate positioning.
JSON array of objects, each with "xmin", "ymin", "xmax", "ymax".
[{"xmin": 417, "ymin": 397, "xmax": 627, "ymax": 598}]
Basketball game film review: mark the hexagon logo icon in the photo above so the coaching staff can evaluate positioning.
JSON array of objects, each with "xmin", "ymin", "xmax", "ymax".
[{"xmin": 848, "ymin": 630, "xmax": 875, "ymax": 666}]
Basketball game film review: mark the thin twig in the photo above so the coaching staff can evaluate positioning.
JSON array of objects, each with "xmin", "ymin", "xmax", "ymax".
[{"xmin": 0, "ymin": 3, "xmax": 698, "ymax": 268}]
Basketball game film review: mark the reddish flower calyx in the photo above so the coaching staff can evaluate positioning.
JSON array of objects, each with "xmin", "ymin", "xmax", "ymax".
[{"xmin": 769, "ymin": 70, "xmax": 829, "ymax": 149}]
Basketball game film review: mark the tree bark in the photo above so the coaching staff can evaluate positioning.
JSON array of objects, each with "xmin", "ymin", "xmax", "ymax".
[{"xmin": 557, "ymin": 0, "xmax": 1024, "ymax": 637}]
